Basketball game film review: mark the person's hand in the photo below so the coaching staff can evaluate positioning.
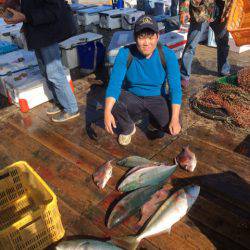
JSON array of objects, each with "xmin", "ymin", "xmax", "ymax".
[
  {"xmin": 180, "ymin": 12, "xmax": 190, "ymax": 25},
  {"xmin": 3, "ymin": 8, "xmax": 26, "ymax": 24},
  {"xmin": 104, "ymin": 111, "xmax": 116, "ymax": 135},
  {"xmin": 169, "ymin": 119, "xmax": 181, "ymax": 136}
]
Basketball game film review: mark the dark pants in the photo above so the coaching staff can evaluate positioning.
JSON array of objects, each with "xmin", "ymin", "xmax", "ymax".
[
  {"xmin": 171, "ymin": 0, "xmax": 179, "ymax": 17},
  {"xmin": 181, "ymin": 19, "xmax": 230, "ymax": 80},
  {"xmin": 112, "ymin": 90, "xmax": 170, "ymax": 135}
]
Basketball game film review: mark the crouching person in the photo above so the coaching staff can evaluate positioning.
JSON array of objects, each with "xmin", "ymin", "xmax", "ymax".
[{"xmin": 104, "ymin": 15, "xmax": 182, "ymax": 146}]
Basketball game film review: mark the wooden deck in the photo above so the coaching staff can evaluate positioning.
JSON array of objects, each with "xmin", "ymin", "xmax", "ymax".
[{"xmin": 0, "ymin": 45, "xmax": 249, "ymax": 250}]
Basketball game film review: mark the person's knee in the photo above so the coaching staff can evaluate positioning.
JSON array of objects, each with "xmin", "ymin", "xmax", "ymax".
[
  {"xmin": 111, "ymin": 101, "xmax": 126, "ymax": 117},
  {"xmin": 46, "ymin": 62, "xmax": 66, "ymax": 86}
]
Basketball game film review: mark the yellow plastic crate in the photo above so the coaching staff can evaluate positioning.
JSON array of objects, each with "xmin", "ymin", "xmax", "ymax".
[
  {"xmin": 227, "ymin": 0, "xmax": 250, "ymax": 46},
  {"xmin": 0, "ymin": 161, "xmax": 65, "ymax": 250}
]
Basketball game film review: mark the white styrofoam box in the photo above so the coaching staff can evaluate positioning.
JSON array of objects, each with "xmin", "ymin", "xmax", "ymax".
[
  {"xmin": 159, "ymin": 29, "xmax": 188, "ymax": 59},
  {"xmin": 229, "ymin": 34, "xmax": 250, "ymax": 53},
  {"xmin": 5, "ymin": 66, "xmax": 73, "ymax": 111},
  {"xmin": 70, "ymin": 3, "xmax": 97, "ymax": 26},
  {"xmin": 99, "ymin": 8, "xmax": 137, "ymax": 30},
  {"xmin": 0, "ymin": 23, "xmax": 23, "ymax": 42},
  {"xmin": 77, "ymin": 5, "xmax": 112, "ymax": 26},
  {"xmin": 207, "ymin": 26, "xmax": 217, "ymax": 47},
  {"xmin": 124, "ymin": 0, "xmax": 137, "ymax": 8},
  {"xmin": 107, "ymin": 30, "xmax": 134, "ymax": 67},
  {"xmin": 5, "ymin": 66, "xmax": 52, "ymax": 110},
  {"xmin": 70, "ymin": 3, "xmax": 95, "ymax": 12},
  {"xmin": 0, "ymin": 49, "xmax": 38, "ymax": 96},
  {"xmin": 121, "ymin": 10, "xmax": 145, "ymax": 30},
  {"xmin": 59, "ymin": 32, "xmax": 103, "ymax": 69}
]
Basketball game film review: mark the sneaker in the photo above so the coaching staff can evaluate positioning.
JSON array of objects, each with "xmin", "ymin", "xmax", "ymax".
[
  {"xmin": 52, "ymin": 111, "xmax": 80, "ymax": 123},
  {"xmin": 181, "ymin": 79, "xmax": 189, "ymax": 89},
  {"xmin": 118, "ymin": 125, "xmax": 136, "ymax": 146},
  {"xmin": 46, "ymin": 103, "xmax": 61, "ymax": 115}
]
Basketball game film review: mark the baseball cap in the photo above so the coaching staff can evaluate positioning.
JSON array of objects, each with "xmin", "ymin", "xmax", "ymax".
[{"xmin": 134, "ymin": 15, "xmax": 159, "ymax": 35}]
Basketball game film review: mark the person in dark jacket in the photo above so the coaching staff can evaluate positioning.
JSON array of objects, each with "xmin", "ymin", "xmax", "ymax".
[{"xmin": 3, "ymin": 0, "xmax": 79, "ymax": 122}]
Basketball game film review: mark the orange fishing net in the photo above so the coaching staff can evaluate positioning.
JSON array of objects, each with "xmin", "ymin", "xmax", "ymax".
[{"xmin": 191, "ymin": 68, "xmax": 250, "ymax": 128}]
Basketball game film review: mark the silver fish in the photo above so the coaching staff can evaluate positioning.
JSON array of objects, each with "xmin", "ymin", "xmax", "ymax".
[
  {"xmin": 93, "ymin": 160, "xmax": 113, "ymax": 189},
  {"xmin": 107, "ymin": 185, "xmax": 160, "ymax": 229},
  {"xmin": 112, "ymin": 185, "xmax": 200, "ymax": 250},
  {"xmin": 135, "ymin": 186, "xmax": 171, "ymax": 229},
  {"xmin": 56, "ymin": 239, "xmax": 122, "ymax": 250},
  {"xmin": 117, "ymin": 156, "xmax": 152, "ymax": 168},
  {"xmin": 125, "ymin": 163, "xmax": 158, "ymax": 177},
  {"xmin": 118, "ymin": 163, "xmax": 177, "ymax": 192},
  {"xmin": 175, "ymin": 146, "xmax": 197, "ymax": 172}
]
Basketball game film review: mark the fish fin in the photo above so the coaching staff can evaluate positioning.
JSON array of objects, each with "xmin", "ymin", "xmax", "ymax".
[
  {"xmin": 174, "ymin": 157, "xmax": 178, "ymax": 165},
  {"xmin": 116, "ymin": 158, "xmax": 127, "ymax": 166},
  {"xmin": 111, "ymin": 236, "xmax": 140, "ymax": 250}
]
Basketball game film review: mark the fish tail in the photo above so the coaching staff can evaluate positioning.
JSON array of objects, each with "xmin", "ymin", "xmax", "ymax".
[{"xmin": 111, "ymin": 235, "xmax": 141, "ymax": 250}]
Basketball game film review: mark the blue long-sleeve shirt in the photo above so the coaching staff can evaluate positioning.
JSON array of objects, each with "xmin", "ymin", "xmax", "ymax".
[{"xmin": 106, "ymin": 45, "xmax": 182, "ymax": 105}]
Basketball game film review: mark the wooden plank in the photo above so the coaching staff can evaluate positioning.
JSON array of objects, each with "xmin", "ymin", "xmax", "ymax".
[
  {"xmin": 185, "ymin": 119, "xmax": 248, "ymax": 155},
  {"xmin": 0, "ymin": 144, "xmax": 14, "ymax": 169},
  {"xmin": 0, "ymin": 123, "xmax": 112, "ymax": 211},
  {"xmin": 153, "ymin": 134, "xmax": 250, "ymax": 181},
  {"xmin": 30, "ymin": 103, "xmax": 107, "ymax": 146},
  {"xmin": 20, "ymin": 106, "xmax": 133, "ymax": 165},
  {"xmin": 7, "ymin": 114, "xmax": 109, "ymax": 174},
  {"xmin": 58, "ymin": 198, "xmax": 106, "ymax": 238},
  {"xmin": 234, "ymin": 134, "xmax": 250, "ymax": 158},
  {"xmin": 188, "ymin": 196, "xmax": 250, "ymax": 249},
  {"xmin": 3, "ymin": 114, "xmax": 129, "ymax": 191},
  {"xmin": 185, "ymin": 217, "xmax": 248, "ymax": 250}
]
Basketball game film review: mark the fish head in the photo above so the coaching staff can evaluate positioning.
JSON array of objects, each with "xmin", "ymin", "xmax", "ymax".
[
  {"xmin": 100, "ymin": 167, "xmax": 112, "ymax": 189},
  {"xmin": 184, "ymin": 185, "xmax": 200, "ymax": 208},
  {"xmin": 176, "ymin": 146, "xmax": 197, "ymax": 172},
  {"xmin": 185, "ymin": 156, "xmax": 197, "ymax": 172},
  {"xmin": 93, "ymin": 160, "xmax": 113, "ymax": 189},
  {"xmin": 105, "ymin": 162, "xmax": 113, "ymax": 177}
]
